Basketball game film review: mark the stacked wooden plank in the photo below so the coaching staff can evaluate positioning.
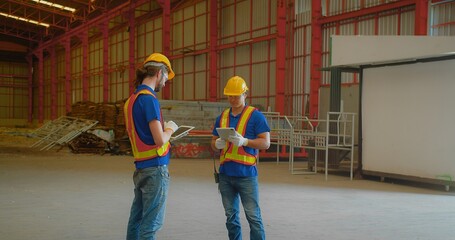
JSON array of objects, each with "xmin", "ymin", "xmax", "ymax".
[
  {"xmin": 68, "ymin": 101, "xmax": 126, "ymax": 139},
  {"xmin": 69, "ymin": 101, "xmax": 98, "ymax": 121},
  {"xmin": 68, "ymin": 132, "xmax": 107, "ymax": 154}
]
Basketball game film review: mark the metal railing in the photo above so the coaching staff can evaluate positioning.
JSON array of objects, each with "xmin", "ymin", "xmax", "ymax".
[
  {"xmin": 29, "ymin": 116, "xmax": 98, "ymax": 151},
  {"xmin": 263, "ymin": 111, "xmax": 356, "ymax": 180}
]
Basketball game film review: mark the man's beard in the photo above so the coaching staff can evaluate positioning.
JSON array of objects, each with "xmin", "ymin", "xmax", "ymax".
[{"xmin": 154, "ymin": 78, "xmax": 165, "ymax": 92}]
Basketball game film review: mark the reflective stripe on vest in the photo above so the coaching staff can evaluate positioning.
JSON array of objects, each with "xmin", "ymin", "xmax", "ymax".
[
  {"xmin": 219, "ymin": 106, "xmax": 257, "ymax": 165},
  {"xmin": 124, "ymin": 89, "xmax": 170, "ymax": 161}
]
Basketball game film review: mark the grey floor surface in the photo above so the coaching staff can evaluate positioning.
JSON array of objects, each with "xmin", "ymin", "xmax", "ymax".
[{"xmin": 1, "ymin": 146, "xmax": 454, "ymax": 240}]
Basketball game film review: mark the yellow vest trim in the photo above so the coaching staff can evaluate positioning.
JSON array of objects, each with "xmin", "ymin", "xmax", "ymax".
[
  {"xmin": 124, "ymin": 89, "xmax": 171, "ymax": 161},
  {"xmin": 220, "ymin": 106, "xmax": 257, "ymax": 165}
]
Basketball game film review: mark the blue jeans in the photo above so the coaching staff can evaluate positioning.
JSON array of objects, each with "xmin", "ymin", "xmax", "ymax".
[
  {"xmin": 218, "ymin": 174, "xmax": 265, "ymax": 240},
  {"xmin": 126, "ymin": 165, "xmax": 169, "ymax": 240}
]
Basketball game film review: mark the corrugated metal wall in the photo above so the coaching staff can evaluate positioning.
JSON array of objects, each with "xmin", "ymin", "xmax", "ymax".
[
  {"xmin": 217, "ymin": 0, "xmax": 277, "ymax": 111},
  {"xmin": 430, "ymin": 0, "xmax": 455, "ymax": 35},
  {"xmin": 0, "ymin": 62, "xmax": 28, "ymax": 124},
  {"xmin": 1, "ymin": 0, "xmax": 454, "ymax": 125}
]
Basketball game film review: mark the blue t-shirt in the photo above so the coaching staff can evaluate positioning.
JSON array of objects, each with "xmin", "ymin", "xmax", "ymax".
[
  {"xmin": 131, "ymin": 85, "xmax": 170, "ymax": 169},
  {"xmin": 212, "ymin": 106, "xmax": 270, "ymax": 177}
]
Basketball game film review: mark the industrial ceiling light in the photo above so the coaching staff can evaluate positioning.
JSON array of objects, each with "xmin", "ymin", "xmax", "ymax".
[
  {"xmin": 31, "ymin": 0, "xmax": 76, "ymax": 13},
  {"xmin": 0, "ymin": 12, "xmax": 50, "ymax": 27}
]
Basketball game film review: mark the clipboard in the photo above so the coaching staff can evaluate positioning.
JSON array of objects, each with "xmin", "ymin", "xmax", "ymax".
[
  {"xmin": 216, "ymin": 127, "xmax": 236, "ymax": 140},
  {"xmin": 170, "ymin": 125, "xmax": 195, "ymax": 142}
]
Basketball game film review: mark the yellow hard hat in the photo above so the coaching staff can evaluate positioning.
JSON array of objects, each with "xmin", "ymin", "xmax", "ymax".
[
  {"xmin": 224, "ymin": 76, "xmax": 249, "ymax": 96},
  {"xmin": 143, "ymin": 53, "xmax": 175, "ymax": 80}
]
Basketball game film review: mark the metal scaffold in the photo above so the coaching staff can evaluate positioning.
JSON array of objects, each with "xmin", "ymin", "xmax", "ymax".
[
  {"xmin": 264, "ymin": 112, "xmax": 356, "ymax": 180},
  {"xmin": 28, "ymin": 116, "xmax": 98, "ymax": 151}
]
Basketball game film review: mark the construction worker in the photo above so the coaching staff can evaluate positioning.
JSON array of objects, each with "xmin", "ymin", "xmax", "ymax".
[
  {"xmin": 124, "ymin": 53, "xmax": 178, "ymax": 240},
  {"xmin": 211, "ymin": 76, "xmax": 271, "ymax": 240}
]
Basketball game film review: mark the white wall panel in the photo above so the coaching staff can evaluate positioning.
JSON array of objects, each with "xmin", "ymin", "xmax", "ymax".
[
  {"xmin": 331, "ymin": 35, "xmax": 455, "ymax": 67},
  {"xmin": 362, "ymin": 58, "xmax": 455, "ymax": 181}
]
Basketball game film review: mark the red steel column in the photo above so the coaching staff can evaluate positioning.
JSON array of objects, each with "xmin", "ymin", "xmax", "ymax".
[
  {"xmin": 286, "ymin": 0, "xmax": 296, "ymax": 115},
  {"xmin": 159, "ymin": 0, "xmax": 171, "ymax": 99},
  {"xmin": 102, "ymin": 18, "xmax": 110, "ymax": 102},
  {"xmin": 128, "ymin": 7, "xmax": 136, "ymax": 95},
  {"xmin": 26, "ymin": 55, "xmax": 33, "ymax": 123},
  {"xmin": 82, "ymin": 30, "xmax": 89, "ymax": 101},
  {"xmin": 276, "ymin": 0, "xmax": 286, "ymax": 114},
  {"xmin": 36, "ymin": 48, "xmax": 44, "ymax": 123},
  {"xmin": 414, "ymin": 0, "xmax": 429, "ymax": 35},
  {"xmin": 310, "ymin": 0, "xmax": 322, "ymax": 119},
  {"xmin": 64, "ymin": 38, "xmax": 72, "ymax": 113},
  {"xmin": 50, "ymin": 46, "xmax": 57, "ymax": 119},
  {"xmin": 209, "ymin": 0, "xmax": 218, "ymax": 102}
]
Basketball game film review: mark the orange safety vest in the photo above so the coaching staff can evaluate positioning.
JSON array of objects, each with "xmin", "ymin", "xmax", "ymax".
[
  {"xmin": 124, "ymin": 89, "xmax": 170, "ymax": 161},
  {"xmin": 219, "ymin": 106, "xmax": 257, "ymax": 165}
]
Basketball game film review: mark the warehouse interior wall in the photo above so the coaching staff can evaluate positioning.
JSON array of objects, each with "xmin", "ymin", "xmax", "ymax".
[{"xmin": 0, "ymin": 0, "xmax": 454, "ymax": 127}]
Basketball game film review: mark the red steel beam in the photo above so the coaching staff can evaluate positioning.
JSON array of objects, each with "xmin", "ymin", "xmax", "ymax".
[
  {"xmin": 0, "ymin": 83, "xmax": 28, "ymax": 88},
  {"xmin": 0, "ymin": 19, "xmax": 46, "ymax": 42},
  {"xmin": 128, "ymin": 7, "xmax": 136, "ymax": 95},
  {"xmin": 3, "ymin": 0, "xmax": 73, "ymax": 30},
  {"xmin": 34, "ymin": 0, "xmax": 151, "ymax": 54},
  {"xmin": 50, "ymin": 46, "xmax": 57, "ymax": 120},
  {"xmin": 286, "ymin": 0, "xmax": 296, "ymax": 115},
  {"xmin": 158, "ymin": 0, "xmax": 172, "ymax": 99},
  {"xmin": 310, "ymin": 0, "xmax": 322, "ymax": 120},
  {"xmin": 6, "ymin": 0, "xmax": 83, "ymax": 20},
  {"xmin": 276, "ymin": 0, "xmax": 286, "ymax": 114},
  {"xmin": 0, "ymin": 74, "xmax": 28, "ymax": 78},
  {"xmin": 81, "ymin": 30, "xmax": 89, "ymax": 101},
  {"xmin": 63, "ymin": 37, "xmax": 71, "ymax": 114},
  {"xmin": 26, "ymin": 55, "xmax": 33, "ymax": 123},
  {"xmin": 415, "ymin": 0, "xmax": 429, "ymax": 35},
  {"xmin": 102, "ymin": 17, "xmax": 109, "ymax": 103},
  {"xmin": 217, "ymin": 34, "xmax": 277, "ymax": 51},
  {"xmin": 209, "ymin": 0, "xmax": 218, "ymax": 102},
  {"xmin": 36, "ymin": 49, "xmax": 44, "ymax": 123}
]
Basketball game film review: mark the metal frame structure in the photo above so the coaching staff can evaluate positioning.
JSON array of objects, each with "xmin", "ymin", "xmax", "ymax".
[
  {"xmin": 291, "ymin": 112, "xmax": 356, "ymax": 180},
  {"xmin": 1, "ymin": 0, "xmax": 452, "ymax": 124},
  {"xmin": 266, "ymin": 111, "xmax": 356, "ymax": 180},
  {"xmin": 29, "ymin": 116, "xmax": 98, "ymax": 151},
  {"xmin": 263, "ymin": 112, "xmax": 311, "ymax": 162}
]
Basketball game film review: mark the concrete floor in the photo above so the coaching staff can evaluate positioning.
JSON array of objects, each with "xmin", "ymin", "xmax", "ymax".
[{"xmin": 1, "ymin": 144, "xmax": 455, "ymax": 240}]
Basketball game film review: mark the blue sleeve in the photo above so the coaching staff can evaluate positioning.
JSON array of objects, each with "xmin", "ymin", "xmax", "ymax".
[
  {"xmin": 253, "ymin": 110, "xmax": 270, "ymax": 135},
  {"xmin": 132, "ymin": 94, "xmax": 161, "ymax": 145},
  {"xmin": 139, "ymin": 94, "xmax": 161, "ymax": 123}
]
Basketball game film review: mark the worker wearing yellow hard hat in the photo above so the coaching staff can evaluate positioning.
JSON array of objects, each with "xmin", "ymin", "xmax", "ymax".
[
  {"xmin": 125, "ymin": 52, "xmax": 178, "ymax": 239},
  {"xmin": 143, "ymin": 52, "xmax": 175, "ymax": 80},
  {"xmin": 211, "ymin": 75, "xmax": 271, "ymax": 240},
  {"xmin": 223, "ymin": 75, "xmax": 249, "ymax": 96}
]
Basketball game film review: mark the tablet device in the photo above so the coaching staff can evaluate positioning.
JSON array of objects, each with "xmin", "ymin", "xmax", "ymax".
[
  {"xmin": 170, "ymin": 125, "xmax": 195, "ymax": 142},
  {"xmin": 216, "ymin": 127, "xmax": 236, "ymax": 140}
]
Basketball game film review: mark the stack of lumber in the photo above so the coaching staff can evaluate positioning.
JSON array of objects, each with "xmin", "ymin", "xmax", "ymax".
[
  {"xmin": 68, "ymin": 132, "xmax": 107, "ymax": 154},
  {"xmin": 68, "ymin": 101, "xmax": 127, "ymax": 139},
  {"xmin": 69, "ymin": 101, "xmax": 98, "ymax": 121}
]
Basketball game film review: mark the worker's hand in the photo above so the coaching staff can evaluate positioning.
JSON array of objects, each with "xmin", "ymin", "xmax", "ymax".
[
  {"xmin": 228, "ymin": 131, "xmax": 248, "ymax": 147},
  {"xmin": 215, "ymin": 138, "xmax": 227, "ymax": 149},
  {"xmin": 164, "ymin": 121, "xmax": 178, "ymax": 133}
]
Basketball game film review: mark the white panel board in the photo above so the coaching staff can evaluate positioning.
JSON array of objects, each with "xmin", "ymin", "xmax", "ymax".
[
  {"xmin": 331, "ymin": 36, "xmax": 455, "ymax": 67},
  {"xmin": 362, "ymin": 58, "xmax": 455, "ymax": 181}
]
